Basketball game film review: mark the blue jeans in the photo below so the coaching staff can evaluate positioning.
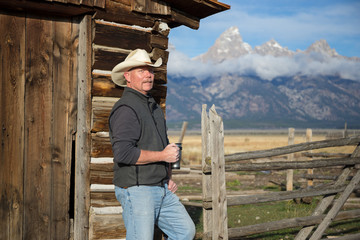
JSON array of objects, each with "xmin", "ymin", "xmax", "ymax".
[{"xmin": 115, "ymin": 184, "xmax": 196, "ymax": 240}]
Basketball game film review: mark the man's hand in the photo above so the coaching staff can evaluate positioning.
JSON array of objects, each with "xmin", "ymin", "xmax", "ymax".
[
  {"xmin": 168, "ymin": 179, "xmax": 178, "ymax": 193},
  {"xmin": 162, "ymin": 143, "xmax": 180, "ymax": 163}
]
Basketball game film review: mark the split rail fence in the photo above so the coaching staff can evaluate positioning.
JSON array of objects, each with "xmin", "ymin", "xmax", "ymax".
[{"xmin": 201, "ymin": 104, "xmax": 360, "ymax": 240}]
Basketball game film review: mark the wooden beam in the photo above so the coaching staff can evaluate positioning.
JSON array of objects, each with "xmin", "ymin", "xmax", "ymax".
[
  {"xmin": 0, "ymin": 12, "xmax": 25, "ymax": 240},
  {"xmin": 224, "ymin": 137, "xmax": 360, "ymax": 162},
  {"xmin": 201, "ymin": 104, "xmax": 213, "ymax": 239},
  {"xmin": 74, "ymin": 14, "xmax": 92, "ymax": 240},
  {"xmin": 204, "ymin": 157, "xmax": 360, "ymax": 173}
]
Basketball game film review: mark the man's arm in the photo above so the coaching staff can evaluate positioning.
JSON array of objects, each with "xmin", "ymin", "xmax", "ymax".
[
  {"xmin": 136, "ymin": 143, "xmax": 179, "ymax": 165},
  {"xmin": 109, "ymin": 105, "xmax": 179, "ymax": 165}
]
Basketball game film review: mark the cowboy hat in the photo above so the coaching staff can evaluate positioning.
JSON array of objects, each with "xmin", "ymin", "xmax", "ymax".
[{"xmin": 111, "ymin": 49, "xmax": 162, "ymax": 87}]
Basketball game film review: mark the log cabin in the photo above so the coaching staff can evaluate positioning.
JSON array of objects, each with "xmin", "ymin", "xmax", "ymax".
[{"xmin": 0, "ymin": 0, "xmax": 230, "ymax": 239}]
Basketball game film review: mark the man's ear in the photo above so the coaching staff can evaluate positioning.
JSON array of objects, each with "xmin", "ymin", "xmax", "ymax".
[{"xmin": 124, "ymin": 72, "xmax": 130, "ymax": 82}]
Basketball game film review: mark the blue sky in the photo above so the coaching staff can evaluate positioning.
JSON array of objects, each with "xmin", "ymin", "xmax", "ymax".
[{"xmin": 169, "ymin": 0, "xmax": 360, "ymax": 58}]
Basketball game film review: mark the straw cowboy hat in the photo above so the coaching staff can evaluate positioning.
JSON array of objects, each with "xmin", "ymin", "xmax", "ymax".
[{"xmin": 111, "ymin": 49, "xmax": 162, "ymax": 87}]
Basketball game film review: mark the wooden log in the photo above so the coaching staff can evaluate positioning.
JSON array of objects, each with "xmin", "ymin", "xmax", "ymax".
[
  {"xmin": 203, "ymin": 157, "xmax": 360, "ymax": 173},
  {"xmin": 203, "ymin": 183, "xmax": 360, "ymax": 208},
  {"xmin": 309, "ymin": 167, "xmax": 360, "ymax": 239},
  {"xmin": 131, "ymin": 0, "xmax": 171, "ymax": 15},
  {"xmin": 224, "ymin": 137, "xmax": 360, "ymax": 162},
  {"xmin": 94, "ymin": 20, "xmax": 168, "ymax": 51},
  {"xmin": 299, "ymin": 174, "xmax": 353, "ymax": 181},
  {"xmin": 169, "ymin": 7, "xmax": 200, "ymax": 29},
  {"xmin": 91, "ymin": 97, "xmax": 119, "ymax": 132},
  {"xmin": 224, "ymin": 209, "xmax": 360, "ymax": 238},
  {"xmin": 302, "ymin": 152, "xmax": 351, "ymax": 158},
  {"xmin": 287, "ymin": 128, "xmax": 295, "ymax": 191},
  {"xmin": 93, "ymin": 45, "xmax": 128, "ymax": 71},
  {"xmin": 94, "ymin": 1, "xmax": 155, "ymax": 29},
  {"xmin": 90, "ymin": 163, "xmax": 114, "ymax": 184},
  {"xmin": 89, "ymin": 213, "xmax": 125, "ymax": 240},
  {"xmin": 90, "ymin": 192, "xmax": 119, "ymax": 207},
  {"xmin": 91, "ymin": 133, "xmax": 113, "ymax": 158},
  {"xmin": 306, "ymin": 128, "xmax": 314, "ymax": 187},
  {"xmin": 321, "ymin": 233, "xmax": 360, "ymax": 240},
  {"xmin": 295, "ymin": 145, "xmax": 360, "ymax": 240}
]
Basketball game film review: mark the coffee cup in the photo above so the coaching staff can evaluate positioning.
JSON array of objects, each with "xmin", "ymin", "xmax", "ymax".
[{"xmin": 171, "ymin": 143, "xmax": 182, "ymax": 169}]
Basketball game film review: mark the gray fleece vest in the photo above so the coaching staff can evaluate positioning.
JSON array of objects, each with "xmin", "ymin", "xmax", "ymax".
[{"xmin": 109, "ymin": 87, "xmax": 169, "ymax": 188}]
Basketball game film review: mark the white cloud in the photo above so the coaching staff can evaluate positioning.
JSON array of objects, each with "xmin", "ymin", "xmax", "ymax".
[
  {"xmin": 168, "ymin": 49, "xmax": 360, "ymax": 81},
  {"xmin": 170, "ymin": 0, "xmax": 360, "ymax": 58}
]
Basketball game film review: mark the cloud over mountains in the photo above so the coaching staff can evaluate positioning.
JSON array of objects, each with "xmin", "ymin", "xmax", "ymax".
[{"xmin": 168, "ymin": 27, "xmax": 360, "ymax": 82}]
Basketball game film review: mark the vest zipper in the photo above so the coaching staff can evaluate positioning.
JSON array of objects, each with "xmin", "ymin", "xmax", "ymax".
[{"xmin": 136, "ymin": 166, "xmax": 139, "ymax": 186}]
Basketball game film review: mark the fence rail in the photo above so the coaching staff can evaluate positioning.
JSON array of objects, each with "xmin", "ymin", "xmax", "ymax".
[{"xmin": 201, "ymin": 104, "xmax": 360, "ymax": 240}]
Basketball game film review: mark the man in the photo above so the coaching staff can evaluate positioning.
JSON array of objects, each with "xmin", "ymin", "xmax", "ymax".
[{"xmin": 109, "ymin": 49, "xmax": 196, "ymax": 240}]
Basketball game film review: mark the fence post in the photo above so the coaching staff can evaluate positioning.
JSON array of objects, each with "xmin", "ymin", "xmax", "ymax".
[
  {"xmin": 286, "ymin": 128, "xmax": 295, "ymax": 191},
  {"xmin": 202, "ymin": 105, "xmax": 212, "ymax": 239},
  {"xmin": 202, "ymin": 105, "xmax": 228, "ymax": 239},
  {"xmin": 306, "ymin": 129, "xmax": 313, "ymax": 187}
]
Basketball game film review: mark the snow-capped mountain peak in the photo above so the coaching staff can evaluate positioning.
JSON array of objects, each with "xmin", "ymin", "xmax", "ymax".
[
  {"xmin": 254, "ymin": 39, "xmax": 294, "ymax": 57},
  {"xmin": 195, "ymin": 26, "xmax": 252, "ymax": 63}
]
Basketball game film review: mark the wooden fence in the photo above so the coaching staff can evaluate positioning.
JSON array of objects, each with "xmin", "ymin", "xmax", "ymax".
[{"xmin": 201, "ymin": 104, "xmax": 360, "ymax": 240}]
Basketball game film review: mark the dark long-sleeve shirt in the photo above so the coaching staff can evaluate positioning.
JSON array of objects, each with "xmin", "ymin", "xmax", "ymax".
[{"xmin": 109, "ymin": 105, "xmax": 141, "ymax": 165}]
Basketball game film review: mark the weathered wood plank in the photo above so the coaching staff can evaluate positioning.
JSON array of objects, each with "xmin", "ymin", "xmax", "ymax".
[
  {"xmin": 209, "ymin": 105, "xmax": 228, "ymax": 239},
  {"xmin": 24, "ymin": 15, "xmax": 53, "ymax": 239},
  {"xmin": 218, "ymin": 157, "xmax": 360, "ymax": 172},
  {"xmin": 203, "ymin": 183, "xmax": 360, "ymax": 208},
  {"xmin": 0, "ymin": 12, "xmax": 25, "ymax": 240},
  {"xmin": 90, "ymin": 192, "xmax": 119, "ymax": 207},
  {"xmin": 92, "ymin": 133, "xmax": 113, "ymax": 158},
  {"xmin": 93, "ymin": 0, "xmax": 105, "ymax": 8},
  {"xmin": 94, "ymin": 20, "xmax": 152, "ymax": 51},
  {"xmin": 224, "ymin": 136, "xmax": 360, "ymax": 162},
  {"xmin": 0, "ymin": 0, "xmax": 97, "ymax": 17},
  {"xmin": 309, "ymin": 158, "xmax": 360, "ymax": 239},
  {"xmin": 89, "ymin": 213, "xmax": 126, "ymax": 239},
  {"xmin": 74, "ymin": 15, "xmax": 92, "ymax": 240},
  {"xmin": 94, "ymin": 1, "xmax": 155, "ymax": 28},
  {"xmin": 92, "ymin": 71, "xmax": 124, "ymax": 97},
  {"xmin": 92, "ymin": 96, "xmax": 119, "ymax": 132},
  {"xmin": 201, "ymin": 104, "xmax": 212, "ymax": 239},
  {"xmin": 51, "ymin": 17, "xmax": 78, "ymax": 239},
  {"xmin": 132, "ymin": 0, "xmax": 171, "ymax": 15}
]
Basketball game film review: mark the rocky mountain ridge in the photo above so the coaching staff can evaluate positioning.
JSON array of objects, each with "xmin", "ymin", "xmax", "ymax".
[{"xmin": 166, "ymin": 27, "xmax": 360, "ymax": 129}]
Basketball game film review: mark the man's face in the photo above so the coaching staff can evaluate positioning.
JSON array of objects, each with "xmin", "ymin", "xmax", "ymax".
[{"xmin": 124, "ymin": 66, "xmax": 154, "ymax": 95}]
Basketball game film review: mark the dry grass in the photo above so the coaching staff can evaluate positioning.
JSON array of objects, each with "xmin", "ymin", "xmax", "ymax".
[{"xmin": 169, "ymin": 133, "xmax": 356, "ymax": 165}]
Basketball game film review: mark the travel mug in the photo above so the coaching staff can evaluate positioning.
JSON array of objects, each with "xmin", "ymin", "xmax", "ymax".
[{"xmin": 171, "ymin": 143, "xmax": 182, "ymax": 169}]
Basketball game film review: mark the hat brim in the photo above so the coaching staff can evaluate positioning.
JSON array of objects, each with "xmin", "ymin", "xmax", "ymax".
[{"xmin": 111, "ymin": 58, "xmax": 162, "ymax": 87}]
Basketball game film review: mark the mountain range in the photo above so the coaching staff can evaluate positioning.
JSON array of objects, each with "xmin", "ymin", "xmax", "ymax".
[{"xmin": 165, "ymin": 26, "xmax": 360, "ymax": 129}]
